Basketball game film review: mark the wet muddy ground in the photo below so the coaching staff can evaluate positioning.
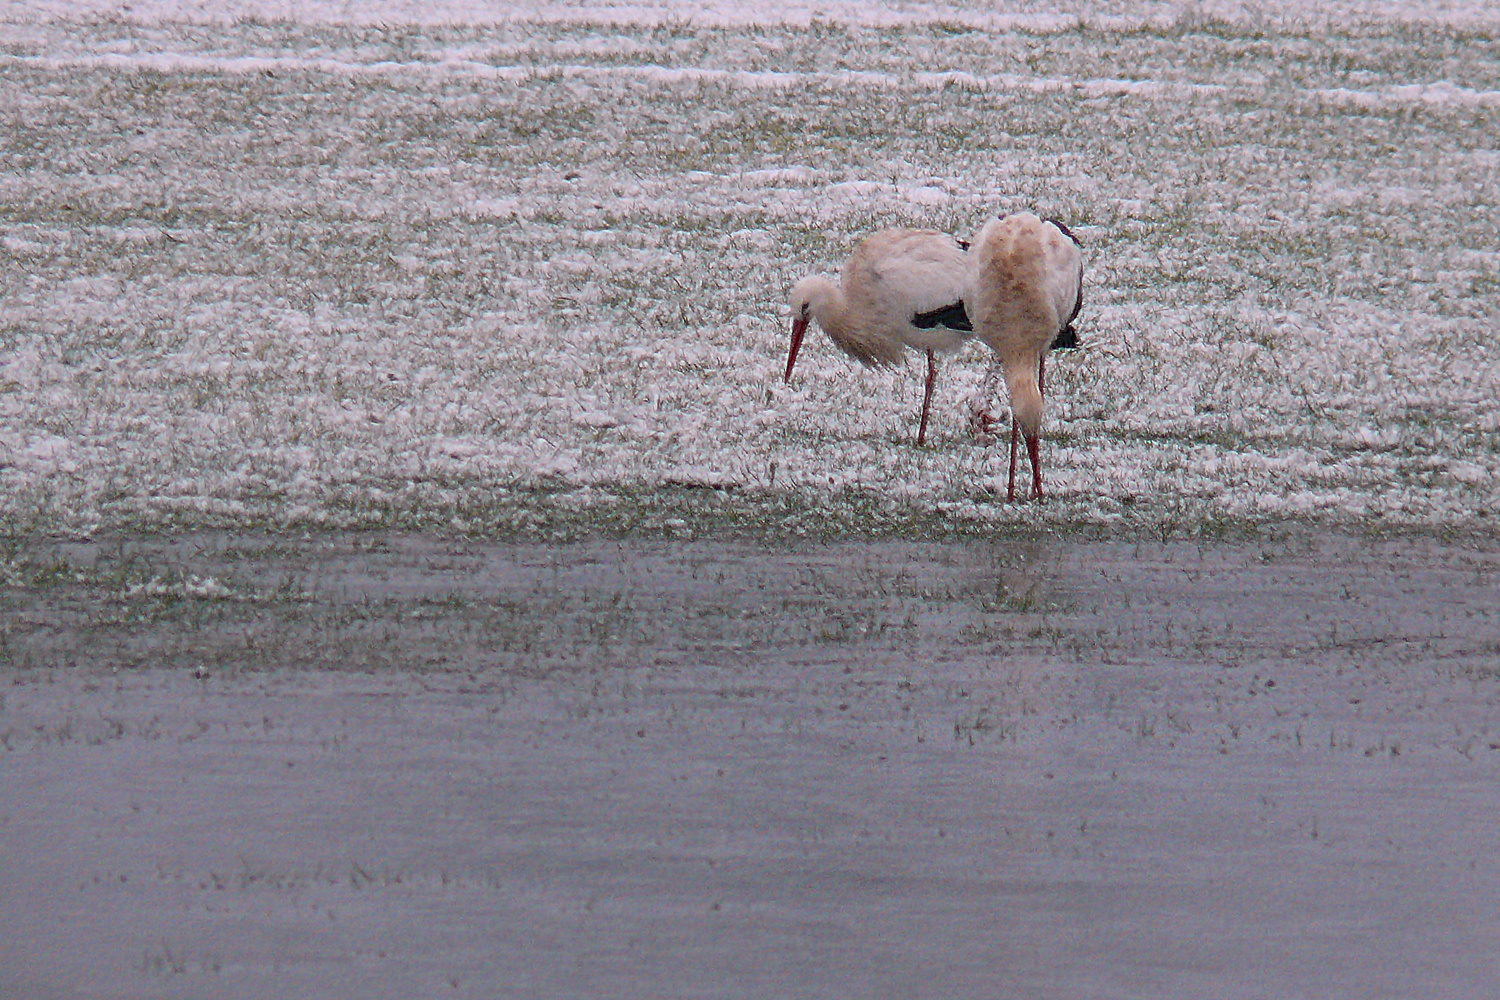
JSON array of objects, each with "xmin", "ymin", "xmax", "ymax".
[{"xmin": 3, "ymin": 530, "xmax": 1500, "ymax": 998}]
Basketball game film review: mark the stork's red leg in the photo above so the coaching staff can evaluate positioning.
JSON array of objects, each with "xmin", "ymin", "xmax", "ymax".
[
  {"xmin": 1007, "ymin": 415, "xmax": 1020, "ymax": 501},
  {"xmin": 1027, "ymin": 430, "xmax": 1043, "ymax": 500},
  {"xmin": 1033, "ymin": 354, "xmax": 1046, "ymax": 500},
  {"xmin": 917, "ymin": 350, "xmax": 937, "ymax": 446}
]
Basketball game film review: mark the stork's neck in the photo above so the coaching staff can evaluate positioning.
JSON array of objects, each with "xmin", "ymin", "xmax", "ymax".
[
  {"xmin": 801, "ymin": 276, "xmax": 852, "ymax": 344},
  {"xmin": 1004, "ymin": 360, "xmax": 1044, "ymax": 437}
]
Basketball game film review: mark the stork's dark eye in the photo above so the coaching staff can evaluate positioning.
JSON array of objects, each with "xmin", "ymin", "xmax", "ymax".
[{"xmin": 800, "ymin": 303, "xmax": 811, "ymax": 319}]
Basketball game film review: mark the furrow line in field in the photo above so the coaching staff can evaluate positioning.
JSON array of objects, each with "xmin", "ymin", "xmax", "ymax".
[
  {"xmin": 0, "ymin": 51, "xmax": 1222, "ymax": 98},
  {"xmin": 8, "ymin": 53, "xmax": 1498, "ymax": 110},
  {"xmin": 5, "ymin": 1, "xmax": 1500, "ymax": 29}
]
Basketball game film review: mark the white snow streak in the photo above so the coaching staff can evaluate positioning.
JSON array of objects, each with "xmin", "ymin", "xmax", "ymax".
[{"xmin": 4, "ymin": 0, "xmax": 1500, "ymax": 28}]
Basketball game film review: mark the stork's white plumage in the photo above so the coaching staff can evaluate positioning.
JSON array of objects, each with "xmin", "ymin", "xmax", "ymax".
[
  {"xmin": 785, "ymin": 228, "xmax": 973, "ymax": 445},
  {"xmin": 966, "ymin": 212, "xmax": 1084, "ymax": 501}
]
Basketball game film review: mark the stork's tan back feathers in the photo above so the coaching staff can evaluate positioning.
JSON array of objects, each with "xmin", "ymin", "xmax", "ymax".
[{"xmin": 965, "ymin": 213, "xmax": 1083, "ymax": 435}]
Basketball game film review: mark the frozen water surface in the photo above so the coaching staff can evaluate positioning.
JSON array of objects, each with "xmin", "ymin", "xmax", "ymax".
[{"xmin": 3, "ymin": 531, "xmax": 1500, "ymax": 998}]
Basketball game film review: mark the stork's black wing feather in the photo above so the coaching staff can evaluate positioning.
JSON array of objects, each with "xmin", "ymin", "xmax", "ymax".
[
  {"xmin": 1052, "ymin": 252, "xmax": 1085, "ymax": 350},
  {"xmin": 1045, "ymin": 218, "xmax": 1081, "ymax": 246},
  {"xmin": 911, "ymin": 301, "xmax": 972, "ymax": 332},
  {"xmin": 1061, "ymin": 264, "xmax": 1084, "ymax": 332}
]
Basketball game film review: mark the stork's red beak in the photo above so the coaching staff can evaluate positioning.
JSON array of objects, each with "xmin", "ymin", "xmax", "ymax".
[
  {"xmin": 1025, "ymin": 427, "xmax": 1043, "ymax": 500},
  {"xmin": 785, "ymin": 316, "xmax": 809, "ymax": 382},
  {"xmin": 1007, "ymin": 421, "xmax": 1044, "ymax": 502}
]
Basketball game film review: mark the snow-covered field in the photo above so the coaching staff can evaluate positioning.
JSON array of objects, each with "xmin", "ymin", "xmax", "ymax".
[{"xmin": 2, "ymin": 1, "xmax": 1497, "ymax": 537}]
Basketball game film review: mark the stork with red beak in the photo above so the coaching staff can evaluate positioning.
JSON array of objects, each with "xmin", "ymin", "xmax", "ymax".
[
  {"xmin": 784, "ymin": 228, "xmax": 974, "ymax": 446},
  {"xmin": 966, "ymin": 212, "xmax": 1084, "ymax": 501}
]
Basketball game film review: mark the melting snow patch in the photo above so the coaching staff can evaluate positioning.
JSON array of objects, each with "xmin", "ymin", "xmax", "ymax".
[
  {"xmin": 574, "ymin": 410, "xmax": 620, "ymax": 429},
  {"xmin": 435, "ymin": 437, "xmax": 485, "ymax": 459},
  {"xmin": 664, "ymin": 466, "xmax": 741, "ymax": 489},
  {"xmin": 121, "ymin": 574, "xmax": 236, "ymax": 600},
  {"xmin": 6, "ymin": 435, "xmax": 76, "ymax": 473},
  {"xmin": 903, "ymin": 185, "xmax": 950, "ymax": 206},
  {"xmin": 1448, "ymin": 461, "xmax": 1490, "ymax": 485}
]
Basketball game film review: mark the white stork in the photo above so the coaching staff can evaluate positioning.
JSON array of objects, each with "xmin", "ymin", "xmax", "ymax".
[
  {"xmin": 966, "ymin": 212, "xmax": 1084, "ymax": 501},
  {"xmin": 784, "ymin": 228, "xmax": 974, "ymax": 446}
]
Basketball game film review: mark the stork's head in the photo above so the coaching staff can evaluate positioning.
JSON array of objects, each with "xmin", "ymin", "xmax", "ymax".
[
  {"xmin": 1003, "ymin": 364, "xmax": 1045, "ymax": 501},
  {"xmin": 1007, "ymin": 371, "xmax": 1044, "ymax": 441},
  {"xmin": 785, "ymin": 275, "xmax": 833, "ymax": 382}
]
